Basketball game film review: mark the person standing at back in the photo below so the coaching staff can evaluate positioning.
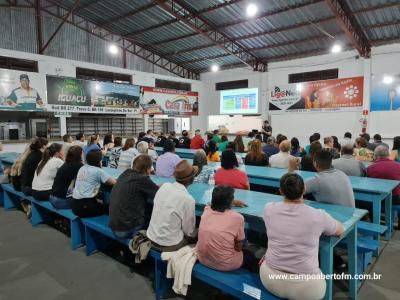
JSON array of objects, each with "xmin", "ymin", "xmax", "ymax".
[
  {"xmin": 155, "ymin": 140, "xmax": 181, "ymax": 177},
  {"xmin": 190, "ymin": 129, "xmax": 205, "ymax": 150},
  {"xmin": 147, "ymin": 160, "xmax": 198, "ymax": 251},
  {"xmin": 260, "ymin": 173, "xmax": 344, "ymax": 300},
  {"xmin": 332, "ymin": 144, "xmax": 365, "ymax": 176},
  {"xmin": 289, "ymin": 149, "xmax": 355, "ymax": 207},
  {"xmin": 177, "ymin": 130, "xmax": 191, "ymax": 149}
]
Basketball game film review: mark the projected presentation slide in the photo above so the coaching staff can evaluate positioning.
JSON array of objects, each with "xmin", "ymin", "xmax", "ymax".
[{"xmin": 220, "ymin": 87, "xmax": 258, "ymax": 114}]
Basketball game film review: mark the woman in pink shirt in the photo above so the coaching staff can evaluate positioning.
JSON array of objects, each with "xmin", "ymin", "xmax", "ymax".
[
  {"xmin": 215, "ymin": 150, "xmax": 249, "ymax": 190},
  {"xmin": 260, "ymin": 173, "xmax": 344, "ymax": 300},
  {"xmin": 197, "ymin": 185, "xmax": 249, "ymax": 271}
]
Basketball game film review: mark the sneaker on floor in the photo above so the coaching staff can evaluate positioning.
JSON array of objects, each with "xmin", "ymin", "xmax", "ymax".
[
  {"xmin": 20, "ymin": 201, "xmax": 28, "ymax": 213},
  {"xmin": 26, "ymin": 204, "xmax": 32, "ymax": 219}
]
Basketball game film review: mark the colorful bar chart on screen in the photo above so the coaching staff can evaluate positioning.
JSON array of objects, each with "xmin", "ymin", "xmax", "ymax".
[{"xmin": 220, "ymin": 87, "xmax": 258, "ymax": 114}]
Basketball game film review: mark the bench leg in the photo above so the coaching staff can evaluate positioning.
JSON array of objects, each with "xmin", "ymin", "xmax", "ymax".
[
  {"xmin": 384, "ymin": 194, "xmax": 393, "ymax": 241},
  {"xmin": 31, "ymin": 202, "xmax": 52, "ymax": 226},
  {"xmin": 70, "ymin": 219, "xmax": 85, "ymax": 250},
  {"xmin": 154, "ymin": 259, "xmax": 170, "ymax": 300},
  {"xmin": 347, "ymin": 227, "xmax": 358, "ymax": 300},
  {"xmin": 85, "ymin": 227, "xmax": 110, "ymax": 256},
  {"xmin": 0, "ymin": 189, "xmax": 3, "ymax": 206},
  {"xmin": 320, "ymin": 242, "xmax": 333, "ymax": 300},
  {"xmin": 3, "ymin": 191, "xmax": 16, "ymax": 210}
]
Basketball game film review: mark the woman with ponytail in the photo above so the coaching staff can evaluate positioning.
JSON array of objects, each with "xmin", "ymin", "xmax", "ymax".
[{"xmin": 32, "ymin": 143, "xmax": 64, "ymax": 201}]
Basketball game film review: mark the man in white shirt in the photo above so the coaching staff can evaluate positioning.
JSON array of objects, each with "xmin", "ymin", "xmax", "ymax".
[
  {"xmin": 269, "ymin": 140, "xmax": 294, "ymax": 169},
  {"xmin": 62, "ymin": 134, "xmax": 74, "ymax": 155},
  {"xmin": 147, "ymin": 160, "xmax": 199, "ymax": 251}
]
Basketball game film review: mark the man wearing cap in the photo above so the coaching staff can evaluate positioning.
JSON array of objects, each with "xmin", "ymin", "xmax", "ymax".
[
  {"xmin": 6, "ymin": 74, "xmax": 44, "ymax": 109},
  {"xmin": 147, "ymin": 160, "xmax": 199, "ymax": 252}
]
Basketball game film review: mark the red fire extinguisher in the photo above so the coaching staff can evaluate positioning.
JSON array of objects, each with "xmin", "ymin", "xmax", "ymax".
[{"xmin": 361, "ymin": 110, "xmax": 368, "ymax": 134}]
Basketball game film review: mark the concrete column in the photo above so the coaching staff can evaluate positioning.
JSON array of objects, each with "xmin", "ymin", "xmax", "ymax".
[{"xmin": 59, "ymin": 116, "xmax": 67, "ymax": 136}]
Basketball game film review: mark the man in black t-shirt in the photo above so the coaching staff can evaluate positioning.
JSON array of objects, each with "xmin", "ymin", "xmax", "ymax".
[
  {"xmin": 177, "ymin": 130, "xmax": 191, "ymax": 149},
  {"xmin": 155, "ymin": 133, "xmax": 167, "ymax": 147},
  {"xmin": 261, "ymin": 120, "xmax": 272, "ymax": 143}
]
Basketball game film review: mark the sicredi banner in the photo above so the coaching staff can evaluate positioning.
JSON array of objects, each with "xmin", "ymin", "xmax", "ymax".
[
  {"xmin": 0, "ymin": 69, "xmax": 46, "ymax": 111},
  {"xmin": 46, "ymin": 75, "xmax": 141, "ymax": 114},
  {"xmin": 269, "ymin": 76, "xmax": 364, "ymax": 113},
  {"xmin": 140, "ymin": 86, "xmax": 199, "ymax": 116}
]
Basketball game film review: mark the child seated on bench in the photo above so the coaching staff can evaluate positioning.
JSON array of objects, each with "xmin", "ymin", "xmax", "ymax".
[
  {"xmin": 109, "ymin": 154, "xmax": 159, "ymax": 239},
  {"xmin": 197, "ymin": 185, "xmax": 254, "ymax": 272},
  {"xmin": 50, "ymin": 146, "xmax": 83, "ymax": 209},
  {"xmin": 72, "ymin": 150, "xmax": 116, "ymax": 218},
  {"xmin": 260, "ymin": 173, "xmax": 344, "ymax": 300},
  {"xmin": 32, "ymin": 143, "xmax": 64, "ymax": 201}
]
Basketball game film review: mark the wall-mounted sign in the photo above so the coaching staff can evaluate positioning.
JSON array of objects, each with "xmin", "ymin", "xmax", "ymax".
[
  {"xmin": 269, "ymin": 76, "xmax": 364, "ymax": 113},
  {"xmin": 140, "ymin": 86, "xmax": 199, "ymax": 116},
  {"xmin": 0, "ymin": 69, "xmax": 46, "ymax": 111},
  {"xmin": 46, "ymin": 76, "xmax": 141, "ymax": 114}
]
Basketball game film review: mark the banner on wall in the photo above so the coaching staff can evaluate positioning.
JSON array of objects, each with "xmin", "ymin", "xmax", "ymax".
[
  {"xmin": 46, "ymin": 76, "xmax": 141, "ymax": 114},
  {"xmin": 140, "ymin": 86, "xmax": 199, "ymax": 116},
  {"xmin": 0, "ymin": 69, "xmax": 47, "ymax": 111},
  {"xmin": 269, "ymin": 76, "xmax": 364, "ymax": 113},
  {"xmin": 370, "ymin": 75, "xmax": 400, "ymax": 111}
]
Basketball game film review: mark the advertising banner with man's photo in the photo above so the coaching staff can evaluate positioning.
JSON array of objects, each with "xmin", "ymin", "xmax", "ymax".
[
  {"xmin": 370, "ymin": 74, "xmax": 400, "ymax": 111},
  {"xmin": 269, "ymin": 76, "xmax": 364, "ymax": 113},
  {"xmin": 0, "ymin": 69, "xmax": 46, "ymax": 111},
  {"xmin": 46, "ymin": 75, "xmax": 141, "ymax": 114},
  {"xmin": 140, "ymin": 86, "xmax": 199, "ymax": 116}
]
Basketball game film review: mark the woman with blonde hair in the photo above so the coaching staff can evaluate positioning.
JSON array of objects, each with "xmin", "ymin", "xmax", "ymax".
[
  {"xmin": 118, "ymin": 138, "xmax": 138, "ymax": 169},
  {"xmin": 269, "ymin": 140, "xmax": 294, "ymax": 169},
  {"xmin": 245, "ymin": 140, "xmax": 268, "ymax": 166}
]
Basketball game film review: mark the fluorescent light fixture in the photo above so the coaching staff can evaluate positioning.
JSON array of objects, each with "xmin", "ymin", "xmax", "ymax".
[
  {"xmin": 211, "ymin": 64, "xmax": 219, "ymax": 72},
  {"xmin": 383, "ymin": 75, "xmax": 394, "ymax": 84},
  {"xmin": 331, "ymin": 44, "xmax": 342, "ymax": 53},
  {"xmin": 246, "ymin": 3, "xmax": 258, "ymax": 17},
  {"xmin": 108, "ymin": 44, "xmax": 119, "ymax": 55}
]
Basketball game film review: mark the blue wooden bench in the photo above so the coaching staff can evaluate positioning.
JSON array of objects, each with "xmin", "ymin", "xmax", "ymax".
[
  {"xmin": 358, "ymin": 221, "xmax": 388, "ymax": 236},
  {"xmin": 81, "ymin": 215, "xmax": 280, "ymax": 300},
  {"xmin": 2, "ymin": 183, "xmax": 26, "ymax": 210},
  {"xmin": 30, "ymin": 198, "xmax": 85, "ymax": 250}
]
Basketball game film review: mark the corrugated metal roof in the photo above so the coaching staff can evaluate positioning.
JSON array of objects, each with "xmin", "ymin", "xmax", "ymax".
[{"xmin": 38, "ymin": 0, "xmax": 400, "ymax": 73}]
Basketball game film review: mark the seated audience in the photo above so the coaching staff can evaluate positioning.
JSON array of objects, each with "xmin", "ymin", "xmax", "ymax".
[
  {"xmin": 118, "ymin": 138, "xmax": 138, "ymax": 169},
  {"xmin": 354, "ymin": 137, "xmax": 374, "ymax": 161},
  {"xmin": 0, "ymin": 143, "xmax": 10, "ymax": 183},
  {"xmin": 32, "ymin": 143, "xmax": 64, "ymax": 201},
  {"xmin": 301, "ymin": 141, "xmax": 322, "ymax": 172},
  {"xmin": 21, "ymin": 137, "xmax": 48, "ymax": 196},
  {"xmin": 332, "ymin": 136, "xmax": 341, "ymax": 153},
  {"xmin": 84, "ymin": 134, "xmax": 109, "ymax": 159},
  {"xmin": 109, "ymin": 154, "xmax": 159, "ymax": 238},
  {"xmin": 177, "ymin": 130, "xmax": 191, "ymax": 149},
  {"xmin": 205, "ymin": 140, "xmax": 220, "ymax": 162},
  {"xmin": 323, "ymin": 136, "xmax": 340, "ymax": 159},
  {"xmin": 74, "ymin": 132, "xmax": 86, "ymax": 148},
  {"xmin": 10, "ymin": 143, "xmax": 32, "ymax": 191},
  {"xmin": 215, "ymin": 150, "xmax": 249, "ymax": 190},
  {"xmin": 62, "ymin": 134, "xmax": 73, "ymax": 155},
  {"xmin": 390, "ymin": 136, "xmax": 400, "ymax": 162},
  {"xmin": 332, "ymin": 144, "xmax": 365, "ymax": 176},
  {"xmin": 108, "ymin": 136, "xmax": 123, "ymax": 168},
  {"xmin": 290, "ymin": 149, "xmax": 355, "ymax": 207},
  {"xmin": 193, "ymin": 150, "xmax": 214, "ymax": 183},
  {"xmin": 197, "ymin": 185, "xmax": 248, "ymax": 272},
  {"xmin": 50, "ymin": 146, "xmax": 83, "ymax": 209},
  {"xmin": 360, "ymin": 133, "xmax": 375, "ymax": 151},
  {"xmin": 218, "ymin": 135, "xmax": 229, "ymax": 152},
  {"xmin": 341, "ymin": 132, "xmax": 353, "ymax": 146},
  {"xmin": 212, "ymin": 129, "xmax": 222, "ymax": 144},
  {"xmin": 367, "ymin": 146, "xmax": 400, "ymax": 205},
  {"xmin": 103, "ymin": 132, "xmax": 114, "ymax": 148},
  {"xmin": 155, "ymin": 140, "xmax": 181, "ymax": 177},
  {"xmin": 145, "ymin": 129, "xmax": 157, "ymax": 143},
  {"xmin": 269, "ymin": 140, "xmax": 294, "ymax": 169},
  {"xmin": 260, "ymin": 173, "xmax": 344, "ymax": 300},
  {"xmin": 263, "ymin": 136, "xmax": 279, "ymax": 159},
  {"xmin": 275, "ymin": 134, "xmax": 287, "ymax": 146},
  {"xmin": 147, "ymin": 160, "xmax": 198, "ymax": 251},
  {"xmin": 168, "ymin": 131, "xmax": 179, "ymax": 147},
  {"xmin": 155, "ymin": 132, "xmax": 167, "ymax": 147},
  {"xmin": 147, "ymin": 141, "xmax": 158, "ymax": 162},
  {"xmin": 305, "ymin": 133, "xmax": 320, "ymax": 154},
  {"xmin": 245, "ymin": 139, "xmax": 268, "ymax": 166},
  {"xmin": 232, "ymin": 135, "xmax": 245, "ymax": 153},
  {"xmin": 372, "ymin": 134, "xmax": 389, "ymax": 149},
  {"xmin": 290, "ymin": 137, "xmax": 304, "ymax": 157},
  {"xmin": 243, "ymin": 132, "xmax": 255, "ymax": 151},
  {"xmin": 132, "ymin": 141, "xmax": 155, "ymax": 172},
  {"xmin": 226, "ymin": 142, "xmax": 244, "ymax": 164},
  {"xmin": 190, "ymin": 129, "xmax": 205, "ymax": 149},
  {"xmin": 72, "ymin": 150, "xmax": 116, "ymax": 218},
  {"xmin": 204, "ymin": 132, "xmax": 213, "ymax": 149},
  {"xmin": 136, "ymin": 132, "xmax": 146, "ymax": 144}
]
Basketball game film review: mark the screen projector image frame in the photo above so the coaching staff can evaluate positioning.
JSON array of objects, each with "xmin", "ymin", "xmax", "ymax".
[{"xmin": 220, "ymin": 87, "xmax": 259, "ymax": 115}]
